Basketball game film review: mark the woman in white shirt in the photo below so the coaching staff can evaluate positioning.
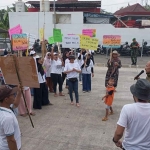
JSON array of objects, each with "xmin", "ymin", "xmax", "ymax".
[
  {"xmin": 51, "ymin": 48, "xmax": 65, "ymax": 97},
  {"xmin": 81, "ymin": 53, "xmax": 94, "ymax": 93},
  {"xmin": 43, "ymin": 52, "xmax": 53, "ymax": 92},
  {"xmin": 33, "ymin": 56, "xmax": 52, "ymax": 109},
  {"xmin": 64, "ymin": 55, "xmax": 81, "ymax": 107}
]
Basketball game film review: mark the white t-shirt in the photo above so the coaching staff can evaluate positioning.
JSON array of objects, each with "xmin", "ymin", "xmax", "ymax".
[
  {"xmin": 117, "ymin": 103, "xmax": 150, "ymax": 150},
  {"xmin": 51, "ymin": 59, "xmax": 62, "ymax": 74},
  {"xmin": 82, "ymin": 59, "xmax": 93, "ymax": 74},
  {"xmin": 0, "ymin": 107, "xmax": 21, "ymax": 150},
  {"xmin": 64, "ymin": 62, "xmax": 81, "ymax": 79}
]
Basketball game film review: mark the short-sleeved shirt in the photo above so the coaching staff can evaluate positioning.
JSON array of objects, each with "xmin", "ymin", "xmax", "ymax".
[
  {"xmin": 105, "ymin": 86, "xmax": 115, "ymax": 106},
  {"xmin": 0, "ymin": 107, "xmax": 21, "ymax": 150},
  {"xmin": 51, "ymin": 59, "xmax": 62, "ymax": 74},
  {"xmin": 64, "ymin": 62, "xmax": 81, "ymax": 79},
  {"xmin": 117, "ymin": 103, "xmax": 150, "ymax": 150}
]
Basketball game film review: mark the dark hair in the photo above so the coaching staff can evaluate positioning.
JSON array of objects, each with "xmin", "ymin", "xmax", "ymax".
[
  {"xmin": 36, "ymin": 58, "xmax": 44, "ymax": 76},
  {"xmin": 138, "ymin": 99, "xmax": 147, "ymax": 102}
]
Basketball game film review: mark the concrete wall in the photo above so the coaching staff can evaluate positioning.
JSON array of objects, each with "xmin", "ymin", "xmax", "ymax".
[{"xmin": 9, "ymin": 12, "xmax": 150, "ymax": 45}]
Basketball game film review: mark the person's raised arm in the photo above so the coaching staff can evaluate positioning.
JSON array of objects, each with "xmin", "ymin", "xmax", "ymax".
[{"xmin": 51, "ymin": 47, "xmax": 54, "ymax": 60}]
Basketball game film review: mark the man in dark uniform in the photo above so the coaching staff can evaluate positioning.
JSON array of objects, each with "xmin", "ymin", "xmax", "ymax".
[{"xmin": 130, "ymin": 38, "xmax": 139, "ymax": 65}]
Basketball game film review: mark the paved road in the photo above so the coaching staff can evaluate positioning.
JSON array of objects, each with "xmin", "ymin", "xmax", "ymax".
[{"xmin": 19, "ymin": 67, "xmax": 146, "ymax": 150}]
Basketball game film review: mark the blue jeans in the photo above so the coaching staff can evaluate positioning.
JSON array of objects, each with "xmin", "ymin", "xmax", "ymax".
[
  {"xmin": 82, "ymin": 74, "xmax": 91, "ymax": 91},
  {"xmin": 79, "ymin": 73, "xmax": 82, "ymax": 82},
  {"xmin": 67, "ymin": 79, "xmax": 79, "ymax": 103}
]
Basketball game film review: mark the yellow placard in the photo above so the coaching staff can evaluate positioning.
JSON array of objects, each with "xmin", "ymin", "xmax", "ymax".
[
  {"xmin": 39, "ymin": 28, "xmax": 44, "ymax": 41},
  {"xmin": 80, "ymin": 35, "xmax": 99, "ymax": 50}
]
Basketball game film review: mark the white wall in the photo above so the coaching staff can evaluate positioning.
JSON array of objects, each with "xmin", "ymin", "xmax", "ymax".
[{"xmin": 9, "ymin": 12, "xmax": 150, "ymax": 45}]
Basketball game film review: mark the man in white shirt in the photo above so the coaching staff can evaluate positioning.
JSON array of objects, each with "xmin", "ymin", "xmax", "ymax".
[
  {"xmin": 0, "ymin": 85, "xmax": 22, "ymax": 150},
  {"xmin": 113, "ymin": 79, "xmax": 150, "ymax": 150}
]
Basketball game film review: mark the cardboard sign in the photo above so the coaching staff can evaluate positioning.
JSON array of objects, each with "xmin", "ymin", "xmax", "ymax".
[
  {"xmin": 103, "ymin": 35, "xmax": 121, "ymax": 48},
  {"xmin": 80, "ymin": 35, "xmax": 99, "ymax": 50},
  {"xmin": 12, "ymin": 34, "xmax": 28, "ymax": 51},
  {"xmin": 82, "ymin": 29, "xmax": 96, "ymax": 37},
  {"xmin": 48, "ymin": 37, "xmax": 55, "ymax": 44},
  {"xmin": 0, "ymin": 56, "xmax": 39, "ymax": 88},
  {"xmin": 53, "ymin": 29, "xmax": 62, "ymax": 42},
  {"xmin": 39, "ymin": 28, "xmax": 44, "ymax": 41},
  {"xmin": 9, "ymin": 24, "xmax": 22, "ymax": 39},
  {"xmin": 62, "ymin": 35, "xmax": 80, "ymax": 48}
]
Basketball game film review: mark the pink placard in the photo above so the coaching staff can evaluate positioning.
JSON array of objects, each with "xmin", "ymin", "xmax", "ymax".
[
  {"xmin": 9, "ymin": 24, "xmax": 22, "ymax": 39},
  {"xmin": 82, "ymin": 29, "xmax": 96, "ymax": 37}
]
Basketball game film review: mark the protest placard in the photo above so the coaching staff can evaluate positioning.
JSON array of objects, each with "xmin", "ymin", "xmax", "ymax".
[
  {"xmin": 12, "ymin": 34, "xmax": 28, "ymax": 51},
  {"xmin": 39, "ymin": 28, "xmax": 44, "ymax": 41},
  {"xmin": 82, "ymin": 29, "xmax": 96, "ymax": 37},
  {"xmin": 62, "ymin": 35, "xmax": 80, "ymax": 48},
  {"xmin": 26, "ymin": 33, "xmax": 36, "ymax": 46},
  {"xmin": 9, "ymin": 24, "xmax": 22, "ymax": 39},
  {"xmin": 48, "ymin": 37, "xmax": 55, "ymax": 44},
  {"xmin": 0, "ymin": 56, "xmax": 39, "ymax": 88},
  {"xmin": 80, "ymin": 35, "xmax": 99, "ymax": 50},
  {"xmin": 53, "ymin": 29, "xmax": 62, "ymax": 42},
  {"xmin": 103, "ymin": 35, "xmax": 121, "ymax": 48}
]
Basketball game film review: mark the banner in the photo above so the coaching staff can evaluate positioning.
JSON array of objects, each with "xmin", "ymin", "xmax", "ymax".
[
  {"xmin": 103, "ymin": 35, "xmax": 121, "ymax": 48},
  {"xmin": 82, "ymin": 29, "xmax": 96, "ymax": 37},
  {"xmin": 0, "ymin": 56, "xmax": 39, "ymax": 88},
  {"xmin": 53, "ymin": 28, "xmax": 62, "ymax": 42},
  {"xmin": 142, "ymin": 20, "xmax": 150, "ymax": 26},
  {"xmin": 39, "ymin": 28, "xmax": 44, "ymax": 41},
  {"xmin": 80, "ymin": 35, "xmax": 99, "ymax": 50},
  {"xmin": 12, "ymin": 34, "xmax": 28, "ymax": 51},
  {"xmin": 9, "ymin": 24, "xmax": 22, "ymax": 39},
  {"xmin": 48, "ymin": 37, "xmax": 55, "ymax": 44},
  {"xmin": 62, "ymin": 35, "xmax": 80, "ymax": 48}
]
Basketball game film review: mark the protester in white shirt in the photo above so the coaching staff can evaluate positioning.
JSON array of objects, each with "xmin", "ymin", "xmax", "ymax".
[
  {"xmin": 33, "ymin": 56, "xmax": 52, "ymax": 109},
  {"xmin": 81, "ymin": 53, "xmax": 94, "ymax": 93},
  {"xmin": 77, "ymin": 49, "xmax": 86, "ymax": 84},
  {"xmin": 43, "ymin": 52, "xmax": 53, "ymax": 92},
  {"xmin": 64, "ymin": 55, "xmax": 81, "ymax": 107},
  {"xmin": 51, "ymin": 47, "xmax": 65, "ymax": 97},
  {"xmin": 113, "ymin": 79, "xmax": 150, "ymax": 150},
  {"xmin": 0, "ymin": 85, "xmax": 22, "ymax": 150}
]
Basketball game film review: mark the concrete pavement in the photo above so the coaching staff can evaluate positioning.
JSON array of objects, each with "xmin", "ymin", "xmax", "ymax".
[{"xmin": 18, "ymin": 66, "xmax": 146, "ymax": 150}]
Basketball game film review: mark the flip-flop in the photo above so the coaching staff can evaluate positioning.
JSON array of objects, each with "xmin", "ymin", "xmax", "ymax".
[
  {"xmin": 71, "ymin": 102, "xmax": 74, "ymax": 105},
  {"xmin": 30, "ymin": 112, "xmax": 36, "ymax": 116},
  {"xmin": 54, "ymin": 94, "xmax": 58, "ymax": 97},
  {"xmin": 109, "ymin": 112, "xmax": 114, "ymax": 115},
  {"xmin": 76, "ymin": 103, "xmax": 80, "ymax": 107},
  {"xmin": 102, "ymin": 117, "xmax": 108, "ymax": 121},
  {"xmin": 59, "ymin": 94, "xmax": 65, "ymax": 96}
]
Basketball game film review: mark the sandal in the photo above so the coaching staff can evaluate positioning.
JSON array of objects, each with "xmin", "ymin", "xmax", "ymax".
[
  {"xmin": 102, "ymin": 117, "xmax": 108, "ymax": 121},
  {"xmin": 59, "ymin": 93, "xmax": 65, "ymax": 96},
  {"xmin": 54, "ymin": 94, "xmax": 58, "ymax": 97},
  {"xmin": 109, "ymin": 112, "xmax": 114, "ymax": 115},
  {"xmin": 71, "ymin": 102, "xmax": 74, "ymax": 105},
  {"xmin": 20, "ymin": 114, "xmax": 27, "ymax": 117},
  {"xmin": 76, "ymin": 103, "xmax": 80, "ymax": 107},
  {"xmin": 30, "ymin": 112, "xmax": 36, "ymax": 116}
]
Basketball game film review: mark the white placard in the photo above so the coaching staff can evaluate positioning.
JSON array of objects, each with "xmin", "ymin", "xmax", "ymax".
[
  {"xmin": 62, "ymin": 35, "xmax": 80, "ymax": 48},
  {"xmin": 26, "ymin": 33, "xmax": 37, "ymax": 46},
  {"xmin": 142, "ymin": 20, "xmax": 150, "ymax": 26}
]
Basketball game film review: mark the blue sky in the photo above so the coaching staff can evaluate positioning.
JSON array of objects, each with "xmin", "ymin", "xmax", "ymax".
[{"xmin": 0, "ymin": 0, "xmax": 146, "ymax": 13}]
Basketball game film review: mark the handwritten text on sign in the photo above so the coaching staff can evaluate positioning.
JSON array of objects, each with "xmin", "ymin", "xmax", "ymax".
[
  {"xmin": 62, "ymin": 35, "xmax": 80, "ymax": 48},
  {"xmin": 12, "ymin": 34, "xmax": 28, "ymax": 51},
  {"xmin": 103, "ymin": 35, "xmax": 121, "ymax": 48},
  {"xmin": 82, "ymin": 29, "xmax": 96, "ymax": 37},
  {"xmin": 80, "ymin": 35, "xmax": 99, "ymax": 50},
  {"xmin": 9, "ymin": 24, "xmax": 22, "ymax": 39}
]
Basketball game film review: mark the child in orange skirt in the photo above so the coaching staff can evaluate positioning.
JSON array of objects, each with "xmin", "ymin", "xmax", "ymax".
[{"xmin": 102, "ymin": 78, "xmax": 115, "ymax": 121}]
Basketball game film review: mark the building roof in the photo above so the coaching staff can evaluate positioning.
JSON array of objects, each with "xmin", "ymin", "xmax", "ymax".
[
  {"xmin": 114, "ymin": 3, "xmax": 150, "ymax": 16},
  {"xmin": 26, "ymin": 1, "xmax": 101, "ymax": 8}
]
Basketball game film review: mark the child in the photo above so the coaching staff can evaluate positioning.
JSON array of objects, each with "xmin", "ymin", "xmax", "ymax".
[{"xmin": 102, "ymin": 78, "xmax": 115, "ymax": 121}]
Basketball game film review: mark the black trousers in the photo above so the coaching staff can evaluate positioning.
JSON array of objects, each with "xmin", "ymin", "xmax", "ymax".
[
  {"xmin": 51, "ymin": 73, "xmax": 63, "ymax": 93},
  {"xmin": 33, "ymin": 82, "xmax": 50, "ymax": 109}
]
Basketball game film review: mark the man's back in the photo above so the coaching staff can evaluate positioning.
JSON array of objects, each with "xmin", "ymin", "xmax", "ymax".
[{"xmin": 117, "ymin": 103, "xmax": 150, "ymax": 150}]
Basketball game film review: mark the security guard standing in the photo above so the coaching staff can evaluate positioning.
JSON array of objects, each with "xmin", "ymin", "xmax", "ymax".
[{"xmin": 130, "ymin": 38, "xmax": 139, "ymax": 65}]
